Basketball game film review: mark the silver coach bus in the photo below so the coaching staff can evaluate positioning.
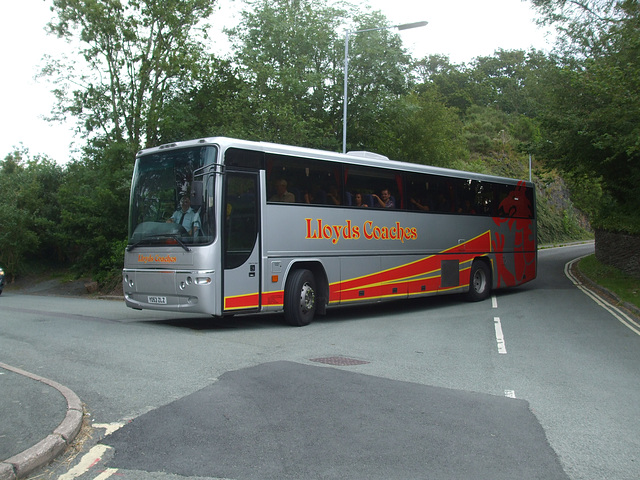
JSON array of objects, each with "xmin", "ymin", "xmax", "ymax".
[{"xmin": 123, "ymin": 137, "xmax": 537, "ymax": 326}]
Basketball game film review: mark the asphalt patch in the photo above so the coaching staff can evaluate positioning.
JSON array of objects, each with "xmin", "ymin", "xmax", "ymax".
[{"xmin": 102, "ymin": 361, "xmax": 568, "ymax": 480}]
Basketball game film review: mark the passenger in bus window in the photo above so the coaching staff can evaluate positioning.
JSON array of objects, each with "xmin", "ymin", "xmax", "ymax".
[
  {"xmin": 326, "ymin": 186, "xmax": 341, "ymax": 205},
  {"xmin": 457, "ymin": 199, "xmax": 477, "ymax": 214},
  {"xmin": 270, "ymin": 179, "xmax": 295, "ymax": 202},
  {"xmin": 167, "ymin": 195, "xmax": 200, "ymax": 236},
  {"xmin": 303, "ymin": 185, "xmax": 323, "ymax": 204},
  {"xmin": 435, "ymin": 193, "xmax": 451, "ymax": 212},
  {"xmin": 410, "ymin": 197, "xmax": 430, "ymax": 211},
  {"xmin": 303, "ymin": 189, "xmax": 314, "ymax": 204},
  {"xmin": 372, "ymin": 188, "xmax": 395, "ymax": 208},
  {"xmin": 353, "ymin": 192, "xmax": 369, "ymax": 207}
]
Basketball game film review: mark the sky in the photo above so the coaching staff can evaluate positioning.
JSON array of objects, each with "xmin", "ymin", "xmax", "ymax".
[{"xmin": 0, "ymin": 0, "xmax": 553, "ymax": 164}]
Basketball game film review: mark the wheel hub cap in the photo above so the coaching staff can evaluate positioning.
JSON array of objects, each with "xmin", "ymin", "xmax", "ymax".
[{"xmin": 300, "ymin": 283, "xmax": 315, "ymax": 312}]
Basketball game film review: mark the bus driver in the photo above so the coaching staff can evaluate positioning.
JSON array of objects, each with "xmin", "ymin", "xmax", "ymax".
[{"xmin": 167, "ymin": 195, "xmax": 200, "ymax": 236}]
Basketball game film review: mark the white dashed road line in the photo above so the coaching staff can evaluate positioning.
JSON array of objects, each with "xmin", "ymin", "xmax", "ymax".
[
  {"xmin": 494, "ymin": 316, "xmax": 507, "ymax": 354},
  {"xmin": 492, "ymin": 295, "xmax": 515, "ymax": 398}
]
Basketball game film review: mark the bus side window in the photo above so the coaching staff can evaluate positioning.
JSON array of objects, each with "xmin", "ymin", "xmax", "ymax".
[
  {"xmin": 345, "ymin": 166, "xmax": 397, "ymax": 210},
  {"xmin": 407, "ymin": 174, "xmax": 431, "ymax": 212},
  {"xmin": 267, "ymin": 153, "xmax": 344, "ymax": 207}
]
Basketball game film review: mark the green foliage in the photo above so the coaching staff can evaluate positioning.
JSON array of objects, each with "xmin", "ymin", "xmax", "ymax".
[
  {"xmin": 416, "ymin": 49, "xmax": 555, "ymax": 118},
  {"xmin": 56, "ymin": 141, "xmax": 133, "ymax": 273},
  {"xmin": 381, "ymin": 87, "xmax": 468, "ymax": 167},
  {"xmin": 224, "ymin": 0, "xmax": 418, "ymax": 151},
  {"xmin": 413, "ymin": 55, "xmax": 475, "ymax": 113},
  {"xmin": 95, "ymin": 238, "xmax": 129, "ymax": 288},
  {"xmin": 536, "ymin": 56, "xmax": 640, "ymax": 215},
  {"xmin": 158, "ymin": 59, "xmax": 255, "ymax": 142},
  {"xmin": 469, "ymin": 49, "xmax": 553, "ymax": 117},
  {"xmin": 343, "ymin": 11, "xmax": 416, "ymax": 151},
  {"xmin": 0, "ymin": 149, "xmax": 64, "ymax": 279},
  {"xmin": 591, "ymin": 197, "xmax": 640, "ymax": 235},
  {"xmin": 463, "ymin": 106, "xmax": 511, "ymax": 156},
  {"xmin": 562, "ymin": 172, "xmax": 603, "ymax": 220},
  {"xmin": 225, "ymin": 0, "xmax": 348, "ymax": 148},
  {"xmin": 530, "ymin": 0, "xmax": 640, "ymax": 230}
]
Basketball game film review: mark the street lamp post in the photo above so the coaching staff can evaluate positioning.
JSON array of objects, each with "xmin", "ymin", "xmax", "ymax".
[{"xmin": 342, "ymin": 21, "xmax": 428, "ymax": 154}]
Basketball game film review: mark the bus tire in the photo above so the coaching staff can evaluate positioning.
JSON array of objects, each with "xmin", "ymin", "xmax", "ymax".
[
  {"xmin": 284, "ymin": 269, "xmax": 316, "ymax": 326},
  {"xmin": 466, "ymin": 260, "xmax": 491, "ymax": 302}
]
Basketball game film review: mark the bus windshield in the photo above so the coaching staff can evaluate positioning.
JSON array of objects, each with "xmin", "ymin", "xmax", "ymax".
[{"xmin": 127, "ymin": 146, "xmax": 217, "ymax": 249}]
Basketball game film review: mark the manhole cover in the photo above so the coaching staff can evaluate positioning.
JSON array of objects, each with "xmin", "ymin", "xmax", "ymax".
[{"xmin": 310, "ymin": 356, "xmax": 370, "ymax": 366}]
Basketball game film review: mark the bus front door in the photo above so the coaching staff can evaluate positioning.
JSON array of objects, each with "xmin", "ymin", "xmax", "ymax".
[{"xmin": 222, "ymin": 171, "xmax": 261, "ymax": 314}]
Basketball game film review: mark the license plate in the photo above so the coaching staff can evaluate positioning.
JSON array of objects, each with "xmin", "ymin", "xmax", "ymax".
[{"xmin": 148, "ymin": 296, "xmax": 167, "ymax": 305}]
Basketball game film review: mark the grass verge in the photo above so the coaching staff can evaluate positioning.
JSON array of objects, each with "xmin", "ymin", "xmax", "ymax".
[{"xmin": 578, "ymin": 254, "xmax": 640, "ymax": 311}]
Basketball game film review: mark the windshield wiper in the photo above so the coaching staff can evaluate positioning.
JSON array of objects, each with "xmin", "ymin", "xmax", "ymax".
[{"xmin": 126, "ymin": 234, "xmax": 192, "ymax": 252}]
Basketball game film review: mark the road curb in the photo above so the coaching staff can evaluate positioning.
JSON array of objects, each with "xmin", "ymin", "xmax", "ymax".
[{"xmin": 0, "ymin": 363, "xmax": 83, "ymax": 480}]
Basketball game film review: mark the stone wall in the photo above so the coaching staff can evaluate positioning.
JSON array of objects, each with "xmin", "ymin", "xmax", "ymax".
[{"xmin": 595, "ymin": 230, "xmax": 640, "ymax": 278}]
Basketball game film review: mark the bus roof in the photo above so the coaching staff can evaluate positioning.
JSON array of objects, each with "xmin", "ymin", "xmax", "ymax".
[{"xmin": 139, "ymin": 136, "xmax": 531, "ymax": 186}]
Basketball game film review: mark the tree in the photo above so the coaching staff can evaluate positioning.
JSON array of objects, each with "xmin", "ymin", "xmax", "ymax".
[
  {"xmin": 469, "ymin": 49, "xmax": 551, "ymax": 117},
  {"xmin": 414, "ymin": 49, "xmax": 554, "ymax": 120},
  {"xmin": 43, "ymin": 0, "xmax": 217, "ymax": 151},
  {"xmin": 225, "ymin": 0, "xmax": 417, "ymax": 151},
  {"xmin": 225, "ymin": 0, "xmax": 349, "ymax": 149},
  {"xmin": 36, "ymin": 0, "xmax": 221, "ymax": 284},
  {"xmin": 379, "ymin": 86, "xmax": 468, "ymax": 167},
  {"xmin": 342, "ymin": 10, "xmax": 416, "ymax": 152},
  {"xmin": 530, "ymin": 0, "xmax": 627, "ymax": 56},
  {"xmin": 530, "ymin": 0, "xmax": 640, "ymax": 231},
  {"xmin": 157, "ymin": 58, "xmax": 254, "ymax": 142},
  {"xmin": 413, "ymin": 55, "xmax": 477, "ymax": 114},
  {"xmin": 55, "ymin": 142, "xmax": 133, "ymax": 277},
  {"xmin": 0, "ymin": 149, "xmax": 64, "ymax": 279}
]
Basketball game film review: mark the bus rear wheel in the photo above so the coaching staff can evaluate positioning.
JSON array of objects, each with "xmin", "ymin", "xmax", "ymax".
[
  {"xmin": 284, "ymin": 269, "xmax": 316, "ymax": 326},
  {"xmin": 466, "ymin": 260, "xmax": 491, "ymax": 302}
]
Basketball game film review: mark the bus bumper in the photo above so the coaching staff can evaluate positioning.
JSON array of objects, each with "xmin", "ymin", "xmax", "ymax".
[{"xmin": 122, "ymin": 268, "xmax": 217, "ymax": 314}]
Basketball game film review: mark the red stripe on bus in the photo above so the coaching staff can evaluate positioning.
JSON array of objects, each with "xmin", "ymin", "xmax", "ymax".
[
  {"xmin": 330, "ymin": 231, "xmax": 492, "ymax": 302},
  {"xmin": 224, "ymin": 293, "xmax": 260, "ymax": 310}
]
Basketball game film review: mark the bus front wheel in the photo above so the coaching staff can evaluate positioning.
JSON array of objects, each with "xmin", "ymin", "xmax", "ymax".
[
  {"xmin": 466, "ymin": 260, "xmax": 492, "ymax": 302},
  {"xmin": 284, "ymin": 269, "xmax": 316, "ymax": 326}
]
